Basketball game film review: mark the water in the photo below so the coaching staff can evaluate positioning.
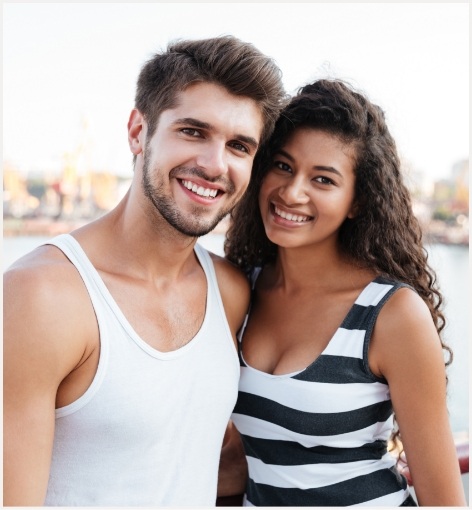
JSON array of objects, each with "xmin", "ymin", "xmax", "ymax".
[
  {"xmin": 3, "ymin": 234, "xmax": 469, "ymax": 437},
  {"xmin": 424, "ymin": 243, "xmax": 469, "ymax": 438}
]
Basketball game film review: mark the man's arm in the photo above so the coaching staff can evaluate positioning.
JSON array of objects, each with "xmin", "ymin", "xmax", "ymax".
[
  {"xmin": 3, "ymin": 252, "xmax": 94, "ymax": 506},
  {"xmin": 211, "ymin": 255, "xmax": 250, "ymax": 501},
  {"xmin": 217, "ymin": 420, "xmax": 247, "ymax": 500},
  {"xmin": 210, "ymin": 253, "xmax": 250, "ymax": 349}
]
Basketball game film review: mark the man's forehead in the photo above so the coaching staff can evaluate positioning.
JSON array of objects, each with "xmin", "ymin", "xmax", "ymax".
[
  {"xmin": 172, "ymin": 81, "xmax": 255, "ymax": 109},
  {"xmin": 161, "ymin": 82, "xmax": 264, "ymax": 137}
]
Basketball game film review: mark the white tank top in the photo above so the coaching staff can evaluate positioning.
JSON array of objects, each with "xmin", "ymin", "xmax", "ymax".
[{"xmin": 43, "ymin": 234, "xmax": 240, "ymax": 506}]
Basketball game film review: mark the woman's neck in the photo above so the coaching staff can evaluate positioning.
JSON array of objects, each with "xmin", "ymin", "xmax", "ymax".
[{"xmin": 265, "ymin": 243, "xmax": 369, "ymax": 294}]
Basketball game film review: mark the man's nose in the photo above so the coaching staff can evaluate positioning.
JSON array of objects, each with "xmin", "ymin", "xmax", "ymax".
[{"xmin": 195, "ymin": 142, "xmax": 228, "ymax": 178}]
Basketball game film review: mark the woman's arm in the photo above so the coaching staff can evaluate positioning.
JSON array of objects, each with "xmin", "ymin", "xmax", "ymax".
[{"xmin": 370, "ymin": 287, "xmax": 466, "ymax": 506}]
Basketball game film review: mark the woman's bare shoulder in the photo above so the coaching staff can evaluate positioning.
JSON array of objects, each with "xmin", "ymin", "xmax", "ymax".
[{"xmin": 370, "ymin": 286, "xmax": 442, "ymax": 379}]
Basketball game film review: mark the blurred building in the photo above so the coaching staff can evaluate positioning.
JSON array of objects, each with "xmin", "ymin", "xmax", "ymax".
[
  {"xmin": 451, "ymin": 159, "xmax": 469, "ymax": 211},
  {"xmin": 3, "ymin": 156, "xmax": 469, "ymax": 245}
]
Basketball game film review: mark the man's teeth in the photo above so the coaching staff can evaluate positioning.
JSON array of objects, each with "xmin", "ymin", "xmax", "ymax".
[
  {"xmin": 274, "ymin": 206, "xmax": 310, "ymax": 223},
  {"xmin": 182, "ymin": 180, "xmax": 218, "ymax": 198}
]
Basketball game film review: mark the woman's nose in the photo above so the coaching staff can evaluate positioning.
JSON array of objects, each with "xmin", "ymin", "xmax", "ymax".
[{"xmin": 278, "ymin": 177, "xmax": 309, "ymax": 205}]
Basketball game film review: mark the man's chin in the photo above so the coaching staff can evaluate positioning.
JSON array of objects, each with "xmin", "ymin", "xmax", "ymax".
[{"xmin": 170, "ymin": 218, "xmax": 223, "ymax": 238}]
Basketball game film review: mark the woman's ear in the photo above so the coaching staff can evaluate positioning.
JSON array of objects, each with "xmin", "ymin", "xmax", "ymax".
[{"xmin": 347, "ymin": 201, "xmax": 358, "ymax": 219}]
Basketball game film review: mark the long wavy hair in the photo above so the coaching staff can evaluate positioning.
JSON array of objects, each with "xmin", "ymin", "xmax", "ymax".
[{"xmin": 225, "ymin": 79, "xmax": 451, "ymax": 448}]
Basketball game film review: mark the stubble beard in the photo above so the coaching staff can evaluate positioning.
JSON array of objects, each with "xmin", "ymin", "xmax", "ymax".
[{"xmin": 141, "ymin": 154, "xmax": 237, "ymax": 238}]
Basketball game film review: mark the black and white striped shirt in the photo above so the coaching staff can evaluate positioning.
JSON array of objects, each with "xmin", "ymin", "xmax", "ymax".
[{"xmin": 232, "ymin": 274, "xmax": 416, "ymax": 507}]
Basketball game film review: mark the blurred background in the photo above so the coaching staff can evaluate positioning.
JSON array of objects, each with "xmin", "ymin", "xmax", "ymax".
[
  {"xmin": 3, "ymin": 4, "xmax": 468, "ymax": 241},
  {"xmin": 3, "ymin": 2, "xmax": 469, "ymax": 492}
]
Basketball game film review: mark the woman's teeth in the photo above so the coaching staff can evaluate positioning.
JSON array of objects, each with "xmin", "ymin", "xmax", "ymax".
[{"xmin": 274, "ymin": 205, "xmax": 310, "ymax": 223}]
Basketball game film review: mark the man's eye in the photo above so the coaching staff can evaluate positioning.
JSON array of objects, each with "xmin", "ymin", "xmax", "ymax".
[
  {"xmin": 230, "ymin": 142, "xmax": 249, "ymax": 153},
  {"xmin": 181, "ymin": 128, "xmax": 201, "ymax": 137}
]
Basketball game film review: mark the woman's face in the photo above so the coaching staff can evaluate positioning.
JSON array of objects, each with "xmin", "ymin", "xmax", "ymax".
[{"xmin": 258, "ymin": 127, "xmax": 357, "ymax": 250}]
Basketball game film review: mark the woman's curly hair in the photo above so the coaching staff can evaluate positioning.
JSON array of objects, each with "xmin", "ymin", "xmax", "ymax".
[{"xmin": 224, "ymin": 78, "xmax": 452, "ymax": 449}]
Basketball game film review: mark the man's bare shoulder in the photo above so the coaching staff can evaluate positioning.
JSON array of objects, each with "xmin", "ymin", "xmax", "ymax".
[
  {"xmin": 208, "ymin": 251, "xmax": 250, "ymax": 337},
  {"xmin": 7, "ymin": 242, "xmax": 72, "ymax": 271},
  {"xmin": 5, "ymin": 243, "xmax": 87, "ymax": 298},
  {"xmin": 208, "ymin": 251, "xmax": 250, "ymax": 296},
  {"xmin": 4, "ymin": 243, "xmax": 96, "ymax": 364}
]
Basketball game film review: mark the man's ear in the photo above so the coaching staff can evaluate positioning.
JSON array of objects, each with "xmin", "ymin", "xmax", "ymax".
[{"xmin": 128, "ymin": 109, "xmax": 146, "ymax": 156}]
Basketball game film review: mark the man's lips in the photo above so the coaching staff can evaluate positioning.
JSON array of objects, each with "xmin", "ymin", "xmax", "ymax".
[{"xmin": 181, "ymin": 179, "xmax": 219, "ymax": 198}]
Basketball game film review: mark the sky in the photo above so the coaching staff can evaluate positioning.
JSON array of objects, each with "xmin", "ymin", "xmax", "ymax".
[{"xmin": 3, "ymin": 2, "xmax": 469, "ymax": 184}]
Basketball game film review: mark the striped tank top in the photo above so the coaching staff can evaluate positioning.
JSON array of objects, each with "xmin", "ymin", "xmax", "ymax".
[{"xmin": 231, "ymin": 273, "xmax": 417, "ymax": 507}]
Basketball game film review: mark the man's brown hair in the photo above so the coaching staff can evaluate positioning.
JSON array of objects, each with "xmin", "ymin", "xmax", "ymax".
[{"xmin": 135, "ymin": 35, "xmax": 287, "ymax": 146}]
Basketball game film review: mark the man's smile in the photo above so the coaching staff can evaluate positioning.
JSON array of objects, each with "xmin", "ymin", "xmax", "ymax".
[{"xmin": 181, "ymin": 179, "xmax": 219, "ymax": 199}]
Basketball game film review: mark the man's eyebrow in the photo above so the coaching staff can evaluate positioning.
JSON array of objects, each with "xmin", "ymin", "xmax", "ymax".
[
  {"xmin": 173, "ymin": 117, "xmax": 211, "ymax": 130},
  {"xmin": 236, "ymin": 134, "xmax": 259, "ymax": 150},
  {"xmin": 277, "ymin": 149, "xmax": 343, "ymax": 177},
  {"xmin": 173, "ymin": 117, "xmax": 259, "ymax": 150}
]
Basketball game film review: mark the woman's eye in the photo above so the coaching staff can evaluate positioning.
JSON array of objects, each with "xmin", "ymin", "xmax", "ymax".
[
  {"xmin": 314, "ymin": 176, "xmax": 334, "ymax": 185},
  {"xmin": 274, "ymin": 161, "xmax": 292, "ymax": 172}
]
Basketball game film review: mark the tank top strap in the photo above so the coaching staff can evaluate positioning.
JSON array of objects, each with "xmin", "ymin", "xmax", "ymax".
[
  {"xmin": 355, "ymin": 276, "xmax": 414, "ymax": 381},
  {"xmin": 44, "ymin": 233, "xmax": 112, "ymax": 418},
  {"xmin": 194, "ymin": 243, "xmax": 226, "ymax": 326},
  {"xmin": 45, "ymin": 233, "xmax": 114, "ymax": 310}
]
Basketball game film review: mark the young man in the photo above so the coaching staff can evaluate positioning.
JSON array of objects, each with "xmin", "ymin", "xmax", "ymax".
[{"xmin": 3, "ymin": 35, "xmax": 286, "ymax": 506}]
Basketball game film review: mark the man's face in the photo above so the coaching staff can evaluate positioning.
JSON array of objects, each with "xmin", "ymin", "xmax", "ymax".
[{"xmin": 139, "ymin": 82, "xmax": 264, "ymax": 237}]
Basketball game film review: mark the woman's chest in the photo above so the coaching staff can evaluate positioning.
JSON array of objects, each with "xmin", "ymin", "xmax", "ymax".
[{"xmin": 241, "ymin": 289, "xmax": 358, "ymax": 376}]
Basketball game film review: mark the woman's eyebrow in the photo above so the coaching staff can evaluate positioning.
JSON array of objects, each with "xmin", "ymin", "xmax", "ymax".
[{"xmin": 276, "ymin": 149, "xmax": 342, "ymax": 176}]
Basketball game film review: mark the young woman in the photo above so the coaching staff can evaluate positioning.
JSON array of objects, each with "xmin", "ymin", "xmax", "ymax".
[{"xmin": 224, "ymin": 79, "xmax": 466, "ymax": 506}]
